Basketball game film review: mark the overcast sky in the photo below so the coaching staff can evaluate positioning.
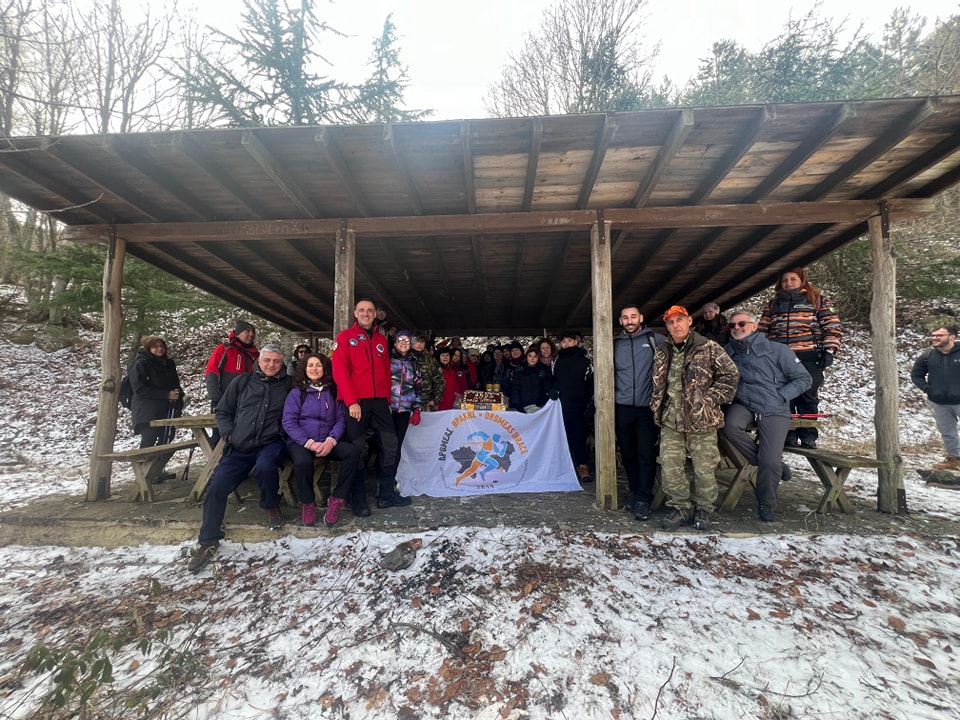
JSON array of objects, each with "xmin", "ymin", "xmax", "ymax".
[{"xmin": 188, "ymin": 0, "xmax": 959, "ymax": 119}]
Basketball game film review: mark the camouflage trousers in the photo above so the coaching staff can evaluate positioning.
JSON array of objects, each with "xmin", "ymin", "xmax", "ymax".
[{"xmin": 658, "ymin": 425, "xmax": 720, "ymax": 512}]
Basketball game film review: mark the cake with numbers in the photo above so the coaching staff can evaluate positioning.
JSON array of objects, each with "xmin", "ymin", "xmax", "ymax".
[{"xmin": 458, "ymin": 389, "xmax": 507, "ymax": 411}]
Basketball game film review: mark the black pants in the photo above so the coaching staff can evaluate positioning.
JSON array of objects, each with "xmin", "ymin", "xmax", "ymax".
[
  {"xmin": 136, "ymin": 423, "xmax": 174, "ymax": 473},
  {"xmin": 615, "ymin": 404, "xmax": 658, "ymax": 503},
  {"xmin": 789, "ymin": 361, "xmax": 824, "ymax": 443},
  {"xmin": 723, "ymin": 403, "xmax": 791, "ymax": 508},
  {"xmin": 344, "ymin": 397, "xmax": 399, "ymax": 502},
  {"xmin": 561, "ymin": 400, "xmax": 590, "ymax": 467},
  {"xmin": 286, "ymin": 441, "xmax": 360, "ymax": 505}
]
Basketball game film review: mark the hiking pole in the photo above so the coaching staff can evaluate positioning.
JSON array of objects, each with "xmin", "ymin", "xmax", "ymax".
[{"xmin": 180, "ymin": 446, "xmax": 195, "ymax": 483}]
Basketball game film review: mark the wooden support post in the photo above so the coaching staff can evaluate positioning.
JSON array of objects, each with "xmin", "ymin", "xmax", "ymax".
[
  {"xmin": 591, "ymin": 217, "xmax": 617, "ymax": 510},
  {"xmin": 333, "ymin": 220, "xmax": 355, "ymax": 335},
  {"xmin": 868, "ymin": 207, "xmax": 907, "ymax": 514},
  {"xmin": 87, "ymin": 230, "xmax": 126, "ymax": 501}
]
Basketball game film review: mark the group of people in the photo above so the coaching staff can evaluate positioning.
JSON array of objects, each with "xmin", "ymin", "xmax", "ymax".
[
  {"xmin": 614, "ymin": 267, "xmax": 841, "ymax": 530},
  {"xmin": 122, "ymin": 269, "xmax": 852, "ymax": 572}
]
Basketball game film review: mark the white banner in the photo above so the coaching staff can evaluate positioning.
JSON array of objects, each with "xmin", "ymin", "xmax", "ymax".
[{"xmin": 397, "ymin": 400, "xmax": 582, "ymax": 497}]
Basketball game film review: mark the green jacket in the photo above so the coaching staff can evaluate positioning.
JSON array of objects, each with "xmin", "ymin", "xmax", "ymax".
[
  {"xmin": 650, "ymin": 331, "xmax": 739, "ymax": 432},
  {"xmin": 415, "ymin": 350, "xmax": 445, "ymax": 409}
]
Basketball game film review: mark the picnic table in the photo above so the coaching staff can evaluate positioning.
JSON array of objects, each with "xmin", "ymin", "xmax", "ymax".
[{"xmin": 150, "ymin": 414, "xmax": 224, "ymax": 502}]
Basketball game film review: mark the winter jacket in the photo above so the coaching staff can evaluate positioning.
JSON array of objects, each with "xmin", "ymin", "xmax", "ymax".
[
  {"xmin": 650, "ymin": 331, "xmax": 739, "ymax": 432},
  {"xmin": 414, "ymin": 349, "xmax": 445, "ymax": 409},
  {"xmin": 911, "ymin": 344, "xmax": 960, "ymax": 405},
  {"xmin": 438, "ymin": 363, "xmax": 468, "ymax": 411},
  {"xmin": 282, "ymin": 385, "xmax": 345, "ymax": 447},
  {"xmin": 390, "ymin": 349, "xmax": 423, "ymax": 413},
  {"xmin": 614, "ymin": 327, "xmax": 665, "ymax": 407},
  {"xmin": 693, "ymin": 314, "xmax": 730, "ymax": 345},
  {"xmin": 725, "ymin": 332, "xmax": 811, "ymax": 416},
  {"xmin": 758, "ymin": 289, "xmax": 842, "ymax": 361},
  {"xmin": 204, "ymin": 332, "xmax": 259, "ymax": 408},
  {"xmin": 331, "ymin": 322, "xmax": 391, "ymax": 406},
  {"xmin": 129, "ymin": 348, "xmax": 184, "ymax": 429},
  {"xmin": 510, "ymin": 363, "xmax": 556, "ymax": 410},
  {"xmin": 215, "ymin": 367, "xmax": 292, "ymax": 454},
  {"xmin": 553, "ymin": 345, "xmax": 594, "ymax": 409}
]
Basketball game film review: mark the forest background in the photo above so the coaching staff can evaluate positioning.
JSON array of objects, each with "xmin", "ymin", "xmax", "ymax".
[{"xmin": 2, "ymin": 0, "xmax": 960, "ymax": 351}]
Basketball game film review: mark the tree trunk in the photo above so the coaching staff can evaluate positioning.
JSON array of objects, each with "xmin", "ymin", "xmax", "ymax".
[
  {"xmin": 868, "ymin": 210, "xmax": 907, "ymax": 514},
  {"xmin": 591, "ymin": 217, "xmax": 617, "ymax": 510},
  {"xmin": 88, "ymin": 233, "xmax": 125, "ymax": 501}
]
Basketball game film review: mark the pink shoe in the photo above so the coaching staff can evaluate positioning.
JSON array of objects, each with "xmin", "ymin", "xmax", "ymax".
[
  {"xmin": 301, "ymin": 502, "xmax": 317, "ymax": 527},
  {"xmin": 324, "ymin": 496, "xmax": 345, "ymax": 528}
]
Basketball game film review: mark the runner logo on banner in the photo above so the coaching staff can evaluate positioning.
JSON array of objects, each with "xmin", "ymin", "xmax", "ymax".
[{"xmin": 397, "ymin": 400, "xmax": 582, "ymax": 497}]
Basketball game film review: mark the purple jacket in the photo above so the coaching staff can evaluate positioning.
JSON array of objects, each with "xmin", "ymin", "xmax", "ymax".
[{"xmin": 282, "ymin": 385, "xmax": 345, "ymax": 446}]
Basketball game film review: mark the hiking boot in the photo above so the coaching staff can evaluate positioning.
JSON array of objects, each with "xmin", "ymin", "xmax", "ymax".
[
  {"xmin": 376, "ymin": 493, "xmax": 412, "ymax": 509},
  {"xmin": 301, "ymin": 502, "xmax": 317, "ymax": 527},
  {"xmin": 783, "ymin": 434, "xmax": 799, "ymax": 448},
  {"xmin": 634, "ymin": 501, "xmax": 651, "ymax": 522},
  {"xmin": 324, "ymin": 496, "xmax": 345, "ymax": 527},
  {"xmin": 265, "ymin": 506, "xmax": 284, "ymax": 530},
  {"xmin": 661, "ymin": 507, "xmax": 690, "ymax": 530},
  {"xmin": 758, "ymin": 503, "xmax": 775, "ymax": 523},
  {"xmin": 693, "ymin": 508, "xmax": 711, "ymax": 531},
  {"xmin": 932, "ymin": 455, "xmax": 960, "ymax": 471},
  {"xmin": 781, "ymin": 463, "xmax": 792, "ymax": 482},
  {"xmin": 187, "ymin": 542, "xmax": 218, "ymax": 574},
  {"xmin": 799, "ymin": 438, "xmax": 817, "ymax": 449},
  {"xmin": 577, "ymin": 464, "xmax": 593, "ymax": 483},
  {"xmin": 624, "ymin": 494, "xmax": 640, "ymax": 513}
]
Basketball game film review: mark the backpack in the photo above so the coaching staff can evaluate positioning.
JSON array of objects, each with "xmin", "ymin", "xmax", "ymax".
[{"xmin": 118, "ymin": 374, "xmax": 133, "ymax": 409}]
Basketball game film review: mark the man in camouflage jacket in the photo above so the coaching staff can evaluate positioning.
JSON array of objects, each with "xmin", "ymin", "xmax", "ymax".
[
  {"xmin": 651, "ymin": 306, "xmax": 739, "ymax": 531},
  {"xmin": 413, "ymin": 332, "xmax": 444, "ymax": 411}
]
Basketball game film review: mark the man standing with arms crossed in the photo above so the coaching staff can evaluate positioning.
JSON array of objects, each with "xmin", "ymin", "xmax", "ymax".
[
  {"xmin": 614, "ymin": 304, "xmax": 665, "ymax": 520},
  {"xmin": 333, "ymin": 298, "xmax": 411, "ymax": 513},
  {"xmin": 911, "ymin": 325, "xmax": 960, "ymax": 471}
]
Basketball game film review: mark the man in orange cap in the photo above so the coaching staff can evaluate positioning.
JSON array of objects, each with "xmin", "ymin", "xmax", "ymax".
[{"xmin": 650, "ymin": 305, "xmax": 739, "ymax": 531}]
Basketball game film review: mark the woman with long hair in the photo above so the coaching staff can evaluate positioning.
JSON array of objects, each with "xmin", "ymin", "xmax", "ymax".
[
  {"xmin": 758, "ymin": 267, "xmax": 842, "ymax": 449},
  {"xmin": 282, "ymin": 353, "xmax": 360, "ymax": 527},
  {"xmin": 129, "ymin": 335, "xmax": 184, "ymax": 481}
]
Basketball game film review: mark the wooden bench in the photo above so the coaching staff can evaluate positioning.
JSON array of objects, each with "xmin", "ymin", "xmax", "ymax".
[
  {"xmin": 277, "ymin": 458, "xmax": 335, "ymax": 508},
  {"xmin": 99, "ymin": 440, "xmax": 200, "ymax": 502},
  {"xmin": 783, "ymin": 446, "xmax": 889, "ymax": 514}
]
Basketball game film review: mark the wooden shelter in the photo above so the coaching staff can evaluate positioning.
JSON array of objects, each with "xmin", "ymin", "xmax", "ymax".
[{"xmin": 2, "ymin": 96, "xmax": 960, "ymax": 509}]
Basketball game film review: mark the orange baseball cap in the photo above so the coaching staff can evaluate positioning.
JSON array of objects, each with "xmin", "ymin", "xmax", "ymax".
[{"xmin": 663, "ymin": 305, "xmax": 689, "ymax": 321}]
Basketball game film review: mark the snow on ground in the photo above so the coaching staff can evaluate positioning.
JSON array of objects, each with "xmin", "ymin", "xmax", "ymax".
[{"xmin": 1, "ymin": 311, "xmax": 959, "ymax": 718}]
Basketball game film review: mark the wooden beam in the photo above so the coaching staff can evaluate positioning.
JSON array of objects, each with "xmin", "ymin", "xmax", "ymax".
[
  {"xmin": 0, "ymin": 153, "xmax": 109, "ymax": 222},
  {"xmin": 241, "ymin": 242, "xmax": 334, "ymax": 327},
  {"xmin": 63, "ymin": 218, "xmax": 342, "ymax": 244},
  {"xmin": 864, "ymin": 130, "xmax": 960, "ymax": 199},
  {"xmin": 744, "ymin": 103, "xmax": 855, "ymax": 203},
  {"xmin": 590, "ymin": 218, "xmax": 616, "ymax": 511},
  {"xmin": 383, "ymin": 126, "xmax": 424, "ymax": 215},
  {"xmin": 631, "ymin": 109, "xmax": 694, "ymax": 208},
  {"xmin": 470, "ymin": 235, "xmax": 490, "ymax": 328},
  {"xmin": 242, "ymin": 129, "xmax": 319, "ymax": 218},
  {"xmin": 689, "ymin": 105, "xmax": 773, "ymax": 204},
  {"xmin": 333, "ymin": 224, "xmax": 354, "ymax": 335},
  {"xmin": 461, "ymin": 122, "xmax": 476, "ymax": 214},
  {"xmin": 522, "ymin": 118, "xmax": 543, "ymax": 212},
  {"xmin": 317, "ymin": 128, "xmax": 370, "ymax": 217},
  {"xmin": 802, "ymin": 99, "xmax": 939, "ymax": 201},
  {"xmin": 577, "ymin": 116, "xmax": 616, "ymax": 209}
]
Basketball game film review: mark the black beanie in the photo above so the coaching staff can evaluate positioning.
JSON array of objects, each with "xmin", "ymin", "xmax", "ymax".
[{"xmin": 234, "ymin": 320, "xmax": 254, "ymax": 335}]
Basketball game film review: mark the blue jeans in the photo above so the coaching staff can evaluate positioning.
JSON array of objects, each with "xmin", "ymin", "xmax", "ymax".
[{"xmin": 198, "ymin": 440, "xmax": 286, "ymax": 543}]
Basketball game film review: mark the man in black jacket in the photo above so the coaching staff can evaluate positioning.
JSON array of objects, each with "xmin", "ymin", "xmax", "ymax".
[
  {"xmin": 911, "ymin": 325, "xmax": 960, "ymax": 471},
  {"xmin": 188, "ymin": 344, "xmax": 292, "ymax": 573},
  {"xmin": 554, "ymin": 330, "xmax": 594, "ymax": 483}
]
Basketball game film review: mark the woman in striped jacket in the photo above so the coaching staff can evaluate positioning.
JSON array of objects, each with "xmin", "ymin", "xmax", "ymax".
[{"xmin": 758, "ymin": 267, "xmax": 841, "ymax": 449}]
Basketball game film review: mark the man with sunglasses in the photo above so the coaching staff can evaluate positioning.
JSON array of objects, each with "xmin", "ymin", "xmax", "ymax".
[
  {"xmin": 911, "ymin": 325, "xmax": 960, "ymax": 471},
  {"xmin": 723, "ymin": 311, "xmax": 811, "ymax": 522}
]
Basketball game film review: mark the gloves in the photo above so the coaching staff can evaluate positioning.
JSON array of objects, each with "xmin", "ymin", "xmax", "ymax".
[
  {"xmin": 546, "ymin": 388, "xmax": 560, "ymax": 401},
  {"xmin": 409, "ymin": 409, "xmax": 421, "ymax": 426},
  {"xmin": 820, "ymin": 351, "xmax": 834, "ymax": 369}
]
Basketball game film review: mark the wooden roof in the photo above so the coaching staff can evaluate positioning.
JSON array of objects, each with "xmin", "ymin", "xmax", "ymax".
[{"xmin": 2, "ymin": 96, "xmax": 960, "ymax": 334}]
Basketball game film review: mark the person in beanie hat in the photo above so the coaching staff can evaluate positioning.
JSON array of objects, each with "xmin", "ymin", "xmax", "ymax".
[
  {"xmin": 693, "ymin": 302, "xmax": 729, "ymax": 345},
  {"xmin": 129, "ymin": 335, "xmax": 184, "ymax": 481},
  {"xmin": 388, "ymin": 330, "xmax": 423, "ymax": 473},
  {"xmin": 412, "ymin": 332, "xmax": 444, "ymax": 411},
  {"xmin": 758, "ymin": 268, "xmax": 841, "ymax": 449},
  {"xmin": 203, "ymin": 320, "xmax": 260, "ymax": 444}
]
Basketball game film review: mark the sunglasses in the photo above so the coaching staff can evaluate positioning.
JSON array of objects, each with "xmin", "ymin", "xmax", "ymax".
[{"xmin": 731, "ymin": 320, "xmax": 755, "ymax": 328}]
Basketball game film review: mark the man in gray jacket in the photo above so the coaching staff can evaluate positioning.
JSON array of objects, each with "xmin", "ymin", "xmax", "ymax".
[
  {"xmin": 723, "ymin": 311, "xmax": 811, "ymax": 522},
  {"xmin": 613, "ymin": 304, "xmax": 665, "ymax": 520},
  {"xmin": 911, "ymin": 325, "xmax": 960, "ymax": 470}
]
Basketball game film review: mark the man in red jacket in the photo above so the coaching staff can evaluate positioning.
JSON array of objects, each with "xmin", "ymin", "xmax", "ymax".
[
  {"xmin": 204, "ymin": 319, "xmax": 259, "ymax": 444},
  {"xmin": 332, "ymin": 298, "xmax": 411, "ymax": 514}
]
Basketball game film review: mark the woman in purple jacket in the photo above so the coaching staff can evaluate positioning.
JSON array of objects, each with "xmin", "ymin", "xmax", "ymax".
[{"xmin": 282, "ymin": 353, "xmax": 360, "ymax": 527}]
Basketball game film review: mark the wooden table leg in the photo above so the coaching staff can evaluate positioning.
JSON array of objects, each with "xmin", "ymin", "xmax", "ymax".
[
  {"xmin": 188, "ymin": 440, "xmax": 224, "ymax": 503},
  {"xmin": 805, "ymin": 459, "xmax": 855, "ymax": 514},
  {"xmin": 717, "ymin": 434, "xmax": 757, "ymax": 512}
]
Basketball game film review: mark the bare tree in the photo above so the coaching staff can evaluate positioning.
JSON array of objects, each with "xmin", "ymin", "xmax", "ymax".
[{"xmin": 485, "ymin": 0, "xmax": 658, "ymax": 117}]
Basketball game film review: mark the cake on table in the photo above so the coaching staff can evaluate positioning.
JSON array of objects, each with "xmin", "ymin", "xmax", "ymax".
[{"xmin": 457, "ymin": 389, "xmax": 507, "ymax": 411}]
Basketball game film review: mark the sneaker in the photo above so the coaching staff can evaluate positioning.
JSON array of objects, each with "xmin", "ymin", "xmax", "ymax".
[
  {"xmin": 634, "ymin": 502, "xmax": 651, "ymax": 522},
  {"xmin": 324, "ymin": 496, "xmax": 345, "ymax": 527},
  {"xmin": 624, "ymin": 494, "xmax": 641, "ymax": 513},
  {"xmin": 758, "ymin": 503, "xmax": 775, "ymax": 522},
  {"xmin": 783, "ymin": 434, "xmax": 800, "ymax": 448},
  {"xmin": 301, "ymin": 502, "xmax": 316, "ymax": 527},
  {"xmin": 187, "ymin": 542, "xmax": 218, "ymax": 574},
  {"xmin": 661, "ymin": 507, "xmax": 690, "ymax": 530},
  {"xmin": 781, "ymin": 463, "xmax": 792, "ymax": 482},
  {"xmin": 577, "ymin": 464, "xmax": 593, "ymax": 483},
  {"xmin": 265, "ymin": 506, "xmax": 284, "ymax": 530},
  {"xmin": 376, "ymin": 493, "xmax": 412, "ymax": 509},
  {"xmin": 693, "ymin": 508, "xmax": 711, "ymax": 531},
  {"xmin": 799, "ymin": 438, "xmax": 817, "ymax": 449}
]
